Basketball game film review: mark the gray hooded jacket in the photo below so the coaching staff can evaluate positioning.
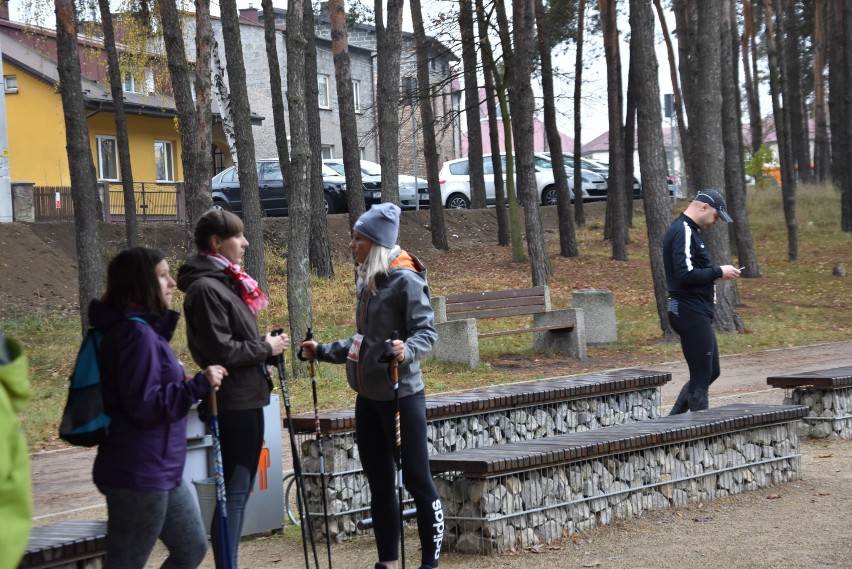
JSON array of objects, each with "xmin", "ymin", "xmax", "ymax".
[{"xmin": 316, "ymin": 249, "xmax": 436, "ymax": 401}]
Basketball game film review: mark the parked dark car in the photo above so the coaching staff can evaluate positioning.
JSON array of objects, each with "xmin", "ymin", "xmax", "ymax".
[{"xmin": 211, "ymin": 160, "xmax": 379, "ymax": 215}]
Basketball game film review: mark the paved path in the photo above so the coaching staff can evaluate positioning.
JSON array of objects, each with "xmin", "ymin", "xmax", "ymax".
[{"xmin": 31, "ymin": 341, "xmax": 852, "ymax": 523}]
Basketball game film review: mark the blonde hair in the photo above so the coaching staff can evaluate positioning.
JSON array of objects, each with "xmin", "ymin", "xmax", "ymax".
[{"xmin": 357, "ymin": 243, "xmax": 398, "ymax": 295}]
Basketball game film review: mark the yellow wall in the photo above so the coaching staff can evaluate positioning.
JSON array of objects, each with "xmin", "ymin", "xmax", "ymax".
[
  {"xmin": 4, "ymin": 60, "xmax": 70, "ymax": 186},
  {"xmin": 4, "ymin": 60, "xmax": 183, "ymax": 186}
]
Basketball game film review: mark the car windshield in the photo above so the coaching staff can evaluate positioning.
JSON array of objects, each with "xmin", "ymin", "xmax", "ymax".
[
  {"xmin": 322, "ymin": 164, "xmax": 340, "ymax": 177},
  {"xmin": 360, "ymin": 160, "xmax": 383, "ymax": 177}
]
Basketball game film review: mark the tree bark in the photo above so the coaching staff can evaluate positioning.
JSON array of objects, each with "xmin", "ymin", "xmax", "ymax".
[
  {"xmin": 374, "ymin": 0, "xmax": 404, "ymax": 204},
  {"xmin": 782, "ymin": 0, "xmax": 811, "ymax": 182},
  {"xmin": 623, "ymin": 42, "xmax": 637, "ymax": 229},
  {"xmin": 573, "ymin": 0, "xmax": 586, "ymax": 227},
  {"xmin": 599, "ymin": 0, "xmax": 627, "ymax": 261},
  {"xmin": 193, "ymin": 0, "xmax": 214, "ymax": 225},
  {"xmin": 827, "ymin": 0, "xmax": 847, "ymax": 196},
  {"xmin": 303, "ymin": 2, "xmax": 334, "ymax": 277},
  {"xmin": 459, "ymin": 0, "xmax": 486, "ymax": 210},
  {"xmin": 494, "ymin": 0, "xmax": 525, "ymax": 261},
  {"xmin": 688, "ymin": 0, "xmax": 742, "ymax": 332},
  {"xmin": 158, "ymin": 0, "xmax": 208, "ymax": 233},
  {"xmin": 212, "ymin": 41, "xmax": 238, "ymax": 168},
  {"xmin": 511, "ymin": 0, "xmax": 550, "ymax": 285},
  {"xmin": 534, "ymin": 0, "xmax": 577, "ymax": 257},
  {"xmin": 410, "ymin": 0, "xmax": 450, "ymax": 250},
  {"xmin": 96, "ymin": 0, "xmax": 138, "ymax": 248},
  {"xmin": 55, "ymin": 0, "xmax": 104, "ymax": 333},
  {"xmin": 629, "ymin": 0, "xmax": 674, "ymax": 339},
  {"xmin": 328, "ymin": 0, "xmax": 366, "ymax": 229},
  {"xmin": 286, "ymin": 0, "xmax": 313, "ymax": 373},
  {"xmin": 673, "ymin": 0, "xmax": 698, "ymax": 195},
  {"xmin": 812, "ymin": 0, "xmax": 829, "ymax": 183},
  {"xmin": 841, "ymin": 1, "xmax": 852, "ymax": 233},
  {"xmin": 764, "ymin": 0, "xmax": 798, "ymax": 260},
  {"xmin": 740, "ymin": 0, "xmax": 763, "ymax": 154},
  {"xmin": 261, "ymin": 0, "xmax": 291, "ymax": 177},
  {"xmin": 220, "ymin": 0, "xmax": 267, "ymax": 290},
  {"xmin": 720, "ymin": 0, "xmax": 760, "ymax": 279},
  {"xmin": 475, "ymin": 0, "xmax": 509, "ymax": 246}
]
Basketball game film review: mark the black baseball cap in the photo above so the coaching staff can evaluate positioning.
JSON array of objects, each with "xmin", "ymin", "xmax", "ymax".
[{"xmin": 694, "ymin": 190, "xmax": 733, "ymax": 222}]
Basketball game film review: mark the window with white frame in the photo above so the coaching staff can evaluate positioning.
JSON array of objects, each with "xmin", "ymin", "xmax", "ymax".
[
  {"xmin": 123, "ymin": 69, "xmax": 155, "ymax": 94},
  {"xmin": 321, "ymin": 145, "xmax": 334, "ymax": 160},
  {"xmin": 4, "ymin": 75, "xmax": 17, "ymax": 93},
  {"xmin": 318, "ymin": 74, "xmax": 331, "ymax": 109},
  {"xmin": 96, "ymin": 136, "xmax": 119, "ymax": 181},
  {"xmin": 351, "ymin": 79, "xmax": 361, "ymax": 112},
  {"xmin": 154, "ymin": 141, "xmax": 175, "ymax": 182}
]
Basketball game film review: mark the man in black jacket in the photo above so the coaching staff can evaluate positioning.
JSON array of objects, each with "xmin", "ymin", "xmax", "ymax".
[{"xmin": 663, "ymin": 190, "xmax": 741, "ymax": 414}]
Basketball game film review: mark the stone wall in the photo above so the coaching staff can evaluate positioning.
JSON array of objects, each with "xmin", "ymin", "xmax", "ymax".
[
  {"xmin": 296, "ymin": 388, "xmax": 661, "ymax": 539},
  {"xmin": 784, "ymin": 386, "xmax": 852, "ymax": 439},
  {"xmin": 435, "ymin": 423, "xmax": 801, "ymax": 553}
]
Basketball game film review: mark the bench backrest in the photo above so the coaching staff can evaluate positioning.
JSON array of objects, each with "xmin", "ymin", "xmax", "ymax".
[{"xmin": 445, "ymin": 286, "xmax": 549, "ymax": 321}]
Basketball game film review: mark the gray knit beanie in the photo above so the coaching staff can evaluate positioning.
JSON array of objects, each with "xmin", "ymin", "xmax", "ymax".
[{"xmin": 353, "ymin": 202, "xmax": 401, "ymax": 249}]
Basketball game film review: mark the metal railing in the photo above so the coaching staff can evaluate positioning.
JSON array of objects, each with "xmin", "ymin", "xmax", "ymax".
[{"xmin": 33, "ymin": 182, "xmax": 186, "ymax": 223}]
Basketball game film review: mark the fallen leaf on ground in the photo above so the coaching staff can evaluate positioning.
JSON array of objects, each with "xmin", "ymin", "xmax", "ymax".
[{"xmin": 766, "ymin": 494, "xmax": 782, "ymax": 500}]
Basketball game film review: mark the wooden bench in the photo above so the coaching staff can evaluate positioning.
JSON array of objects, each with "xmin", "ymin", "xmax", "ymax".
[
  {"xmin": 430, "ymin": 285, "xmax": 586, "ymax": 367},
  {"xmin": 429, "ymin": 403, "xmax": 808, "ymax": 554},
  {"xmin": 18, "ymin": 520, "xmax": 107, "ymax": 569},
  {"xmin": 767, "ymin": 366, "xmax": 852, "ymax": 439},
  {"xmin": 284, "ymin": 368, "xmax": 670, "ymax": 538}
]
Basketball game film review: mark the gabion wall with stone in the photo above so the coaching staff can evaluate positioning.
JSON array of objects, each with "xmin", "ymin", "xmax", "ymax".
[
  {"xmin": 783, "ymin": 386, "xmax": 852, "ymax": 439},
  {"xmin": 296, "ymin": 388, "xmax": 662, "ymax": 539},
  {"xmin": 434, "ymin": 423, "xmax": 801, "ymax": 554}
]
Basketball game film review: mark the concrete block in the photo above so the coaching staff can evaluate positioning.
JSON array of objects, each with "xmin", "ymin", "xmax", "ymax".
[
  {"xmin": 11, "ymin": 182, "xmax": 34, "ymax": 222},
  {"xmin": 432, "ymin": 318, "xmax": 479, "ymax": 368},
  {"xmin": 572, "ymin": 289, "xmax": 616, "ymax": 345},
  {"xmin": 432, "ymin": 295, "xmax": 448, "ymax": 324},
  {"xmin": 533, "ymin": 308, "xmax": 587, "ymax": 359}
]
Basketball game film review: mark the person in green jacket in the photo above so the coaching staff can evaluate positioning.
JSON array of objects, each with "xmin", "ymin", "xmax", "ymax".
[{"xmin": 0, "ymin": 332, "xmax": 32, "ymax": 569}]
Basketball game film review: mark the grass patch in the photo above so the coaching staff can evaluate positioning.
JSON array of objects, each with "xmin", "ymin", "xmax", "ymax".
[{"xmin": 5, "ymin": 183, "xmax": 850, "ymax": 449}]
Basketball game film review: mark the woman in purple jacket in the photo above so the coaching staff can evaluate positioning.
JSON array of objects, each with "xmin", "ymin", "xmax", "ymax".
[{"xmin": 91, "ymin": 247, "xmax": 226, "ymax": 569}]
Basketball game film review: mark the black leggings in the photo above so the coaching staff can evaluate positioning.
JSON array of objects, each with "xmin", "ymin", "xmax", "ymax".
[
  {"xmin": 668, "ymin": 302, "xmax": 720, "ymax": 414},
  {"xmin": 356, "ymin": 390, "xmax": 444, "ymax": 567},
  {"xmin": 211, "ymin": 408, "xmax": 264, "ymax": 569}
]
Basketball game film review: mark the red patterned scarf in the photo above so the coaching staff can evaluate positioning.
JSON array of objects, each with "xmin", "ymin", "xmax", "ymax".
[{"xmin": 202, "ymin": 252, "xmax": 269, "ymax": 315}]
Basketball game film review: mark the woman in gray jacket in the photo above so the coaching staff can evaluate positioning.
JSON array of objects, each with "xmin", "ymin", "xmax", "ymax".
[{"xmin": 300, "ymin": 203, "xmax": 443, "ymax": 569}]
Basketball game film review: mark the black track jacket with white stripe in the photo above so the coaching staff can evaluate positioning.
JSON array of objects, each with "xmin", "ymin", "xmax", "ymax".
[{"xmin": 662, "ymin": 213, "xmax": 723, "ymax": 318}]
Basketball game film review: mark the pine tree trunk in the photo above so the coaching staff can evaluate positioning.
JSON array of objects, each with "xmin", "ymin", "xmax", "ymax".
[
  {"xmin": 192, "ymin": 0, "xmax": 214, "ymax": 225},
  {"xmin": 740, "ymin": 0, "xmax": 763, "ymax": 154},
  {"xmin": 475, "ymin": 0, "xmax": 509, "ymax": 245},
  {"xmin": 303, "ymin": 2, "xmax": 334, "ymax": 277},
  {"xmin": 721, "ymin": 0, "xmax": 760, "ymax": 279},
  {"xmin": 328, "ymin": 0, "xmax": 366, "ymax": 228},
  {"xmin": 511, "ymin": 0, "xmax": 550, "ymax": 285},
  {"xmin": 374, "ymin": 0, "xmax": 403, "ymax": 204},
  {"xmin": 534, "ymin": 0, "xmax": 577, "ymax": 257},
  {"xmin": 219, "ymin": 0, "xmax": 267, "ymax": 290},
  {"xmin": 764, "ymin": 0, "xmax": 798, "ymax": 260},
  {"xmin": 629, "ymin": 0, "xmax": 674, "ymax": 339},
  {"xmin": 812, "ymin": 0, "xmax": 829, "ymax": 182},
  {"xmin": 97, "ymin": 0, "xmax": 138, "ymax": 248},
  {"xmin": 411, "ymin": 0, "xmax": 449, "ymax": 251},
  {"xmin": 459, "ymin": 0, "xmax": 486, "ymax": 210},
  {"xmin": 286, "ymin": 0, "xmax": 313, "ymax": 375},
  {"xmin": 573, "ymin": 0, "xmax": 587, "ymax": 227},
  {"xmin": 260, "ymin": 0, "xmax": 291, "ymax": 201},
  {"xmin": 599, "ymin": 0, "xmax": 627, "ymax": 260},
  {"xmin": 55, "ymin": 0, "xmax": 104, "ymax": 333}
]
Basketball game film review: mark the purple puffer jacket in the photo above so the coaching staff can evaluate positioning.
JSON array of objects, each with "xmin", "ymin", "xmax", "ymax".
[{"xmin": 90, "ymin": 300, "xmax": 211, "ymax": 491}]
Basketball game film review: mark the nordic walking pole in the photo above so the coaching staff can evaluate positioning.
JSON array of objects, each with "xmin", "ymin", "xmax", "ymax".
[
  {"xmin": 298, "ymin": 328, "xmax": 334, "ymax": 569},
  {"xmin": 271, "ymin": 329, "xmax": 319, "ymax": 569},
  {"xmin": 379, "ymin": 330, "xmax": 405, "ymax": 569},
  {"xmin": 209, "ymin": 390, "xmax": 235, "ymax": 569}
]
